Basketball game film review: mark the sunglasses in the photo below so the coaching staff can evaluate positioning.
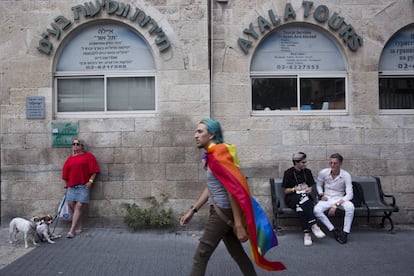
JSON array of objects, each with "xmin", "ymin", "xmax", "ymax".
[{"xmin": 72, "ymin": 142, "xmax": 81, "ymax": 146}]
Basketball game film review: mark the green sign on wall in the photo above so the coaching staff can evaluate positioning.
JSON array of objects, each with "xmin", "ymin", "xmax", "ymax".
[{"xmin": 52, "ymin": 122, "xmax": 78, "ymax": 147}]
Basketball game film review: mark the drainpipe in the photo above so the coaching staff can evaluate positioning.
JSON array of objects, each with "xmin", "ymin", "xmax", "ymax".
[
  {"xmin": 210, "ymin": 0, "xmax": 229, "ymax": 117},
  {"xmin": 209, "ymin": 0, "xmax": 213, "ymax": 117}
]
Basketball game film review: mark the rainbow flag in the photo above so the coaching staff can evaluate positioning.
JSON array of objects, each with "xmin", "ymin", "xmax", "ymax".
[{"xmin": 205, "ymin": 143, "xmax": 286, "ymax": 271}]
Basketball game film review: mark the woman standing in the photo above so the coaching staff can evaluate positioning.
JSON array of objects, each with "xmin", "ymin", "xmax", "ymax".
[
  {"xmin": 62, "ymin": 138, "xmax": 100, "ymax": 238},
  {"xmin": 282, "ymin": 152, "xmax": 325, "ymax": 246}
]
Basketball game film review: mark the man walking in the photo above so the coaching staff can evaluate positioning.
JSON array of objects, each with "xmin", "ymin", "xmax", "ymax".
[{"xmin": 180, "ymin": 118, "xmax": 285, "ymax": 275}]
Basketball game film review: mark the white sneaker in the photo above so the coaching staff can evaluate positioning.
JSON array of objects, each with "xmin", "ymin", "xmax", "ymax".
[
  {"xmin": 312, "ymin": 226, "xmax": 326, "ymax": 239},
  {"xmin": 304, "ymin": 235, "xmax": 312, "ymax": 246}
]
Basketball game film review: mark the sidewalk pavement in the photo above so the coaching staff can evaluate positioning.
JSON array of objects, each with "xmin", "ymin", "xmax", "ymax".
[{"xmin": 1, "ymin": 224, "xmax": 414, "ymax": 276}]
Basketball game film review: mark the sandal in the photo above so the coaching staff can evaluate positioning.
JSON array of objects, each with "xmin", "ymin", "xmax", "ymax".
[
  {"xmin": 66, "ymin": 232, "xmax": 75, "ymax": 238},
  {"xmin": 75, "ymin": 229, "xmax": 83, "ymax": 235}
]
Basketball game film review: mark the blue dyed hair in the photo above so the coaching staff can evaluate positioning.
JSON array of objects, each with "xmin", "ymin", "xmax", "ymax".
[{"xmin": 200, "ymin": 118, "xmax": 224, "ymax": 144}]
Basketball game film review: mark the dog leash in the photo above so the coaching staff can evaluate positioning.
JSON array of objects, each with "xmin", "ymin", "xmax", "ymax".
[{"xmin": 53, "ymin": 194, "xmax": 67, "ymax": 233}]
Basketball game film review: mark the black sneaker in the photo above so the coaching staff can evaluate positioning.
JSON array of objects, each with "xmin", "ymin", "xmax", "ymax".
[
  {"xmin": 339, "ymin": 232, "xmax": 349, "ymax": 244},
  {"xmin": 331, "ymin": 229, "xmax": 341, "ymax": 242}
]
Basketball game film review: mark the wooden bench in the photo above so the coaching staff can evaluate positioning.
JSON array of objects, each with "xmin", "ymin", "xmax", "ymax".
[{"xmin": 269, "ymin": 176, "xmax": 399, "ymax": 232}]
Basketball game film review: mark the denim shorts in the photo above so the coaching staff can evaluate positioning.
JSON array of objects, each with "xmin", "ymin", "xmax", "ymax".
[{"xmin": 66, "ymin": 184, "xmax": 90, "ymax": 203}]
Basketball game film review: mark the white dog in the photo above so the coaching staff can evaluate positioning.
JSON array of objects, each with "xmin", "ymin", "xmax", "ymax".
[
  {"xmin": 9, "ymin": 217, "xmax": 40, "ymax": 248},
  {"xmin": 36, "ymin": 214, "xmax": 61, "ymax": 243}
]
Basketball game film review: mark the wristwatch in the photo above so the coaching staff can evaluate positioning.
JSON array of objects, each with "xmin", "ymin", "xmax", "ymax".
[{"xmin": 190, "ymin": 205, "xmax": 198, "ymax": 213}]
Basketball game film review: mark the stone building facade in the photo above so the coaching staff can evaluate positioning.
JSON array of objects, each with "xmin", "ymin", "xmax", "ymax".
[{"xmin": 1, "ymin": 0, "xmax": 413, "ymax": 228}]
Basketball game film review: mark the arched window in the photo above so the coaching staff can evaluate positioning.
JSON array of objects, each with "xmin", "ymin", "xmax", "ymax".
[
  {"xmin": 54, "ymin": 21, "xmax": 156, "ymax": 115},
  {"xmin": 251, "ymin": 23, "xmax": 347, "ymax": 114},
  {"xmin": 379, "ymin": 25, "xmax": 414, "ymax": 112}
]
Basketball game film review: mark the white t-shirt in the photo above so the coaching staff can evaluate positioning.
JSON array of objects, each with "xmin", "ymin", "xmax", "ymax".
[{"xmin": 316, "ymin": 168, "xmax": 353, "ymax": 201}]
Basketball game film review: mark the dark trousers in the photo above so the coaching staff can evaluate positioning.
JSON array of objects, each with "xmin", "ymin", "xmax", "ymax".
[
  {"xmin": 296, "ymin": 198, "xmax": 317, "ymax": 233},
  {"xmin": 190, "ymin": 206, "xmax": 257, "ymax": 276}
]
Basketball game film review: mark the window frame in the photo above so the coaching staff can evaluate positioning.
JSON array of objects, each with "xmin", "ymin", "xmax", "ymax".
[
  {"xmin": 53, "ymin": 21, "xmax": 157, "ymax": 119},
  {"xmin": 379, "ymin": 71, "xmax": 414, "ymax": 115},
  {"xmin": 378, "ymin": 24, "xmax": 414, "ymax": 114},
  {"xmin": 250, "ymin": 71, "xmax": 348, "ymax": 116},
  {"xmin": 54, "ymin": 70, "xmax": 157, "ymax": 118},
  {"xmin": 250, "ymin": 23, "xmax": 349, "ymax": 116}
]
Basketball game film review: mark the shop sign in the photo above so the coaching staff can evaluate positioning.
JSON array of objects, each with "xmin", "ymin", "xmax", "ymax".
[
  {"xmin": 37, "ymin": 0, "xmax": 170, "ymax": 55},
  {"xmin": 238, "ymin": 1, "xmax": 363, "ymax": 54},
  {"xmin": 56, "ymin": 24, "xmax": 155, "ymax": 71},
  {"xmin": 379, "ymin": 29, "xmax": 414, "ymax": 71}
]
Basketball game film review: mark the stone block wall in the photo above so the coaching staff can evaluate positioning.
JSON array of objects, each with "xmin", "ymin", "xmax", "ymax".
[
  {"xmin": 0, "ymin": 0, "xmax": 211, "ymax": 228},
  {"xmin": 1, "ymin": 0, "xmax": 413, "ymax": 228},
  {"xmin": 211, "ymin": 0, "xmax": 414, "ymax": 224}
]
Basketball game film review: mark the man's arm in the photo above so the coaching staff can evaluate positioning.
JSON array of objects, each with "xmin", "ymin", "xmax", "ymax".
[
  {"xmin": 317, "ymin": 169, "xmax": 331, "ymax": 201},
  {"xmin": 282, "ymin": 169, "xmax": 298, "ymax": 194},
  {"xmin": 228, "ymin": 192, "xmax": 248, "ymax": 243},
  {"xmin": 180, "ymin": 187, "xmax": 209, "ymax": 227},
  {"xmin": 316, "ymin": 171, "xmax": 324, "ymax": 197},
  {"xmin": 341, "ymin": 171, "xmax": 353, "ymax": 202}
]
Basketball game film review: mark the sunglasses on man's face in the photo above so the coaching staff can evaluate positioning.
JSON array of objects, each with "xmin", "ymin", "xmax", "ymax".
[{"xmin": 72, "ymin": 142, "xmax": 81, "ymax": 146}]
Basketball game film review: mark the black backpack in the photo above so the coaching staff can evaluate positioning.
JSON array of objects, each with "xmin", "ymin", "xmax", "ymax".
[{"xmin": 351, "ymin": 181, "xmax": 366, "ymax": 207}]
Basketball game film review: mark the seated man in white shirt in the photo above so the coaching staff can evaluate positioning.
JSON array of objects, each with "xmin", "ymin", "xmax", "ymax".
[{"xmin": 314, "ymin": 153, "xmax": 355, "ymax": 244}]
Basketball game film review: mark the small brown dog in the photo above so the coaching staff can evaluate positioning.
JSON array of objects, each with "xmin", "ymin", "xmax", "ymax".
[{"xmin": 36, "ymin": 215, "xmax": 61, "ymax": 243}]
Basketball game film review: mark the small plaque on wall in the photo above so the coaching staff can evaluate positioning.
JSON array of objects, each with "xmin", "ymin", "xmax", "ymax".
[
  {"xmin": 26, "ymin": 96, "xmax": 45, "ymax": 119},
  {"xmin": 52, "ymin": 122, "xmax": 79, "ymax": 147}
]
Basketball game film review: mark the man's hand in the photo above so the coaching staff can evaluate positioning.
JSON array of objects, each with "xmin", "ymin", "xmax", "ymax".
[
  {"xmin": 234, "ymin": 225, "xmax": 249, "ymax": 243},
  {"xmin": 179, "ymin": 211, "xmax": 193, "ymax": 227}
]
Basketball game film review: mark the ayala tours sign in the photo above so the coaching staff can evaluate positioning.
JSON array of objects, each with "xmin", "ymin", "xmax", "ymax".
[
  {"xmin": 238, "ymin": 1, "xmax": 363, "ymax": 54},
  {"xmin": 37, "ymin": 0, "xmax": 170, "ymax": 55}
]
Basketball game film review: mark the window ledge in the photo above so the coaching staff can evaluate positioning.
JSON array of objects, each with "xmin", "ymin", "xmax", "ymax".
[
  {"xmin": 55, "ymin": 111, "xmax": 158, "ymax": 119},
  {"xmin": 379, "ymin": 110, "xmax": 414, "ymax": 115},
  {"xmin": 251, "ymin": 110, "xmax": 348, "ymax": 116}
]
